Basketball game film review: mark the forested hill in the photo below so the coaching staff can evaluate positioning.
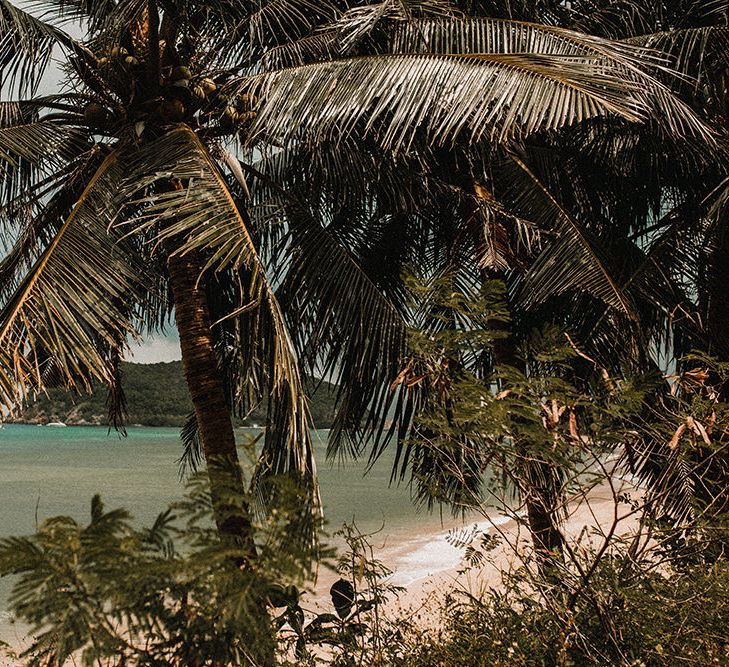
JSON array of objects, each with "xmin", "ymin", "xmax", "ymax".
[{"xmin": 9, "ymin": 361, "xmax": 339, "ymax": 428}]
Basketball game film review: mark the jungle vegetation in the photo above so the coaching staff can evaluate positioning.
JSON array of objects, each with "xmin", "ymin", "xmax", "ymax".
[
  {"xmin": 0, "ymin": 0, "xmax": 727, "ymax": 663},
  {"xmin": 10, "ymin": 361, "xmax": 340, "ymax": 428}
]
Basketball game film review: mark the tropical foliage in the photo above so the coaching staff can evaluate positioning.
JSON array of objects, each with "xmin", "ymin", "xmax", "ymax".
[
  {"xmin": 0, "ymin": 0, "xmax": 723, "ymax": 501},
  {"xmin": 1, "ymin": 0, "xmax": 728, "ymax": 658},
  {"xmin": 398, "ymin": 554, "xmax": 729, "ymax": 666},
  {"xmin": 0, "ymin": 472, "xmax": 295, "ymax": 666}
]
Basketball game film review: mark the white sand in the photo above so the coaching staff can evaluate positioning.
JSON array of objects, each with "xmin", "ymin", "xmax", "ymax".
[{"xmin": 387, "ymin": 482, "xmax": 643, "ymax": 619}]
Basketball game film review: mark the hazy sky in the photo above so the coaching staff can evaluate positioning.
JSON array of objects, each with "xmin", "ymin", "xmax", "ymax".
[{"xmin": 127, "ymin": 332, "xmax": 182, "ymax": 364}]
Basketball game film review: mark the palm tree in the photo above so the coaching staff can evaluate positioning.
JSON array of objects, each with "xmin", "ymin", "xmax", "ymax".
[
  {"xmin": 232, "ymin": 2, "xmax": 725, "ymax": 565},
  {"xmin": 0, "ymin": 0, "xmax": 329, "ymax": 555},
  {"xmin": 0, "ymin": 0, "xmax": 718, "ymax": 579}
]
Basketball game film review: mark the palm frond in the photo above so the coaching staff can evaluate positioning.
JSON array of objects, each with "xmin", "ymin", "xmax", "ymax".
[
  {"xmin": 0, "ymin": 100, "xmax": 38, "ymax": 127},
  {"xmin": 386, "ymin": 18, "xmax": 713, "ymax": 141},
  {"xmin": 1, "ymin": 121, "xmax": 91, "ymax": 257},
  {"xmin": 707, "ymin": 176, "xmax": 729, "ymax": 224},
  {"xmin": 333, "ymin": 0, "xmax": 453, "ymax": 54},
  {"xmin": 79, "ymin": 0, "xmax": 147, "ymax": 46},
  {"xmin": 504, "ymin": 153, "xmax": 636, "ymax": 318},
  {"xmin": 0, "ymin": 153, "xmax": 102, "ymax": 301},
  {"xmin": 242, "ymin": 49, "xmax": 707, "ymax": 153},
  {"xmin": 625, "ymin": 26, "xmax": 729, "ymax": 83},
  {"xmin": 178, "ymin": 412, "xmax": 203, "ymax": 479},
  {"xmin": 244, "ymin": 0, "xmax": 339, "ymax": 50},
  {"xmin": 0, "ymin": 122, "xmax": 86, "ymax": 166},
  {"xmin": 258, "ymin": 30, "xmax": 338, "ymax": 70},
  {"xmin": 0, "ymin": 0, "xmax": 73, "ymax": 96},
  {"xmin": 205, "ymin": 0, "xmax": 340, "ymax": 70},
  {"xmin": 28, "ymin": 0, "xmax": 119, "ymax": 30},
  {"xmin": 275, "ymin": 201, "xmax": 409, "ymax": 459},
  {"xmin": 388, "ymin": 16, "xmax": 662, "ymax": 64},
  {"xmin": 566, "ymin": 0, "xmax": 657, "ymax": 40},
  {"xmin": 0, "ymin": 150, "xmax": 146, "ymax": 412}
]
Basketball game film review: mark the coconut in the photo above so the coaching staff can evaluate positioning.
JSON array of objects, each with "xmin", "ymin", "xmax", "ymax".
[
  {"xmin": 83, "ymin": 103, "xmax": 110, "ymax": 124},
  {"xmin": 199, "ymin": 77, "xmax": 217, "ymax": 95},
  {"xmin": 160, "ymin": 99, "xmax": 186, "ymax": 122},
  {"xmin": 171, "ymin": 65, "xmax": 192, "ymax": 81}
]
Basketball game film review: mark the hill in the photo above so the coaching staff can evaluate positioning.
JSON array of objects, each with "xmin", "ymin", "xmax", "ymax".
[{"xmin": 10, "ymin": 361, "xmax": 339, "ymax": 428}]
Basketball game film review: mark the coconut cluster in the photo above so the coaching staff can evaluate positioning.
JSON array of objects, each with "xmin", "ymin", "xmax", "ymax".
[
  {"xmin": 160, "ymin": 64, "xmax": 259, "ymax": 127},
  {"xmin": 82, "ymin": 46, "xmax": 259, "ymax": 132}
]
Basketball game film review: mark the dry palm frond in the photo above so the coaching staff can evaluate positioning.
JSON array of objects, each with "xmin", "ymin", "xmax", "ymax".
[{"xmin": 0, "ymin": 151, "xmax": 146, "ymax": 409}]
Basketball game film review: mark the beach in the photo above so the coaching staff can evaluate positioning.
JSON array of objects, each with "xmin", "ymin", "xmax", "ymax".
[
  {"xmin": 307, "ymin": 475, "xmax": 641, "ymax": 625},
  {"xmin": 0, "ymin": 426, "xmax": 640, "ymax": 662}
]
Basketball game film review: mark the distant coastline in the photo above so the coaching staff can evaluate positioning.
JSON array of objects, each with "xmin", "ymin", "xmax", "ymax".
[{"xmin": 8, "ymin": 361, "xmax": 339, "ymax": 428}]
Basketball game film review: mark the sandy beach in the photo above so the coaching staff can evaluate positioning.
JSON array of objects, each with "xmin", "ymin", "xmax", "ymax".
[
  {"xmin": 307, "ymin": 477, "xmax": 642, "ymax": 624},
  {"xmin": 393, "ymin": 488, "xmax": 640, "ymax": 619}
]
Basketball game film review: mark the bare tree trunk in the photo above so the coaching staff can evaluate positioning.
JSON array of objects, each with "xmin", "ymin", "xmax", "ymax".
[{"xmin": 167, "ymin": 251, "xmax": 256, "ymax": 557}]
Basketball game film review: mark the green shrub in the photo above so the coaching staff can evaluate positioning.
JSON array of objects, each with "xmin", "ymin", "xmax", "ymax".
[{"xmin": 394, "ymin": 548, "xmax": 729, "ymax": 667}]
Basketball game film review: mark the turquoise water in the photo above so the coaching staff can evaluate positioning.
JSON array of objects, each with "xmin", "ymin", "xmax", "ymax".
[
  {"xmin": 0, "ymin": 424, "xmax": 496, "ymax": 652},
  {"xmin": 0, "ymin": 425, "xmax": 461, "ymax": 601},
  {"xmin": 0, "ymin": 425, "xmax": 427, "ymax": 532}
]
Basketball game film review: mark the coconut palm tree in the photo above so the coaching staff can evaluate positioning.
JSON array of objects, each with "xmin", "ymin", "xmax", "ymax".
[
  {"xmin": 0, "ymin": 0, "xmax": 718, "ymax": 580},
  {"xmin": 231, "ymin": 2, "xmax": 726, "ymax": 564}
]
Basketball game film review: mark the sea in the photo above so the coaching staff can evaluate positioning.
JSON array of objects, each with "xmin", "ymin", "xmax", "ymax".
[{"xmin": 0, "ymin": 424, "xmax": 504, "ymax": 644}]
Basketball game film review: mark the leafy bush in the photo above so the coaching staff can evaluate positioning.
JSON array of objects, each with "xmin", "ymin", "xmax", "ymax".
[
  {"xmin": 275, "ymin": 523, "xmax": 404, "ymax": 666},
  {"xmin": 394, "ymin": 550, "xmax": 729, "ymax": 667},
  {"xmin": 0, "ymin": 471, "xmax": 314, "ymax": 666}
]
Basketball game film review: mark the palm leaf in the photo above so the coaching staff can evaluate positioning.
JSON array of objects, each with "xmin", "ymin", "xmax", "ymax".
[
  {"xmin": 0, "ymin": 122, "xmax": 86, "ymax": 166},
  {"xmin": 0, "ymin": 155, "xmax": 101, "ymax": 300},
  {"xmin": 0, "ymin": 150, "xmax": 146, "ymax": 411},
  {"xmin": 241, "ymin": 49, "xmax": 705, "ymax": 153},
  {"xmin": 386, "ymin": 17, "xmax": 713, "ymax": 140},
  {"xmin": 276, "ymin": 201, "xmax": 409, "ymax": 459},
  {"xmin": 333, "ymin": 0, "xmax": 453, "ymax": 54},
  {"xmin": 29, "ymin": 0, "xmax": 120, "ymax": 30},
  {"xmin": 566, "ymin": 0, "xmax": 657, "ymax": 40},
  {"xmin": 388, "ymin": 16, "xmax": 663, "ymax": 64},
  {"xmin": 625, "ymin": 26, "xmax": 729, "ymax": 78},
  {"xmin": 204, "ymin": 0, "xmax": 340, "ymax": 70},
  {"xmin": 0, "ymin": 0, "xmax": 73, "ymax": 96},
  {"xmin": 507, "ymin": 152, "xmax": 636, "ymax": 318},
  {"xmin": 259, "ymin": 30, "xmax": 338, "ymax": 70}
]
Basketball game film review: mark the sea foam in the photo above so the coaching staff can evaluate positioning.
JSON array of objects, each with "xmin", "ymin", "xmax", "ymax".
[{"xmin": 389, "ymin": 515, "xmax": 514, "ymax": 586}]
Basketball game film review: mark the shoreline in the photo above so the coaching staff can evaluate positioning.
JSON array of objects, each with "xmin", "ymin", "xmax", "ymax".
[
  {"xmin": 308, "ymin": 479, "xmax": 640, "ymax": 619},
  {"xmin": 391, "ymin": 484, "xmax": 640, "ymax": 616},
  {"xmin": 1, "ymin": 484, "xmax": 639, "ymax": 663}
]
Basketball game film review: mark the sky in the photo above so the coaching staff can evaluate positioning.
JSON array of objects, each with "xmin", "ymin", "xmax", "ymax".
[{"xmin": 127, "ymin": 331, "xmax": 182, "ymax": 364}]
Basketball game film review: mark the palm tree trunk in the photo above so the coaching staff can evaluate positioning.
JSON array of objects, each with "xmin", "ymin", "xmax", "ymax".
[
  {"xmin": 523, "ymin": 464, "xmax": 565, "ymax": 574},
  {"xmin": 485, "ymin": 273, "xmax": 565, "ymax": 578},
  {"xmin": 167, "ymin": 251, "xmax": 256, "ymax": 557},
  {"xmin": 168, "ymin": 251, "xmax": 278, "ymax": 667}
]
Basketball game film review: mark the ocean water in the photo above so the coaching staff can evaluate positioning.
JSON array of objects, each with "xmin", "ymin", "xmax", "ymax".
[{"xmin": 0, "ymin": 424, "xmax": 492, "ymax": 637}]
